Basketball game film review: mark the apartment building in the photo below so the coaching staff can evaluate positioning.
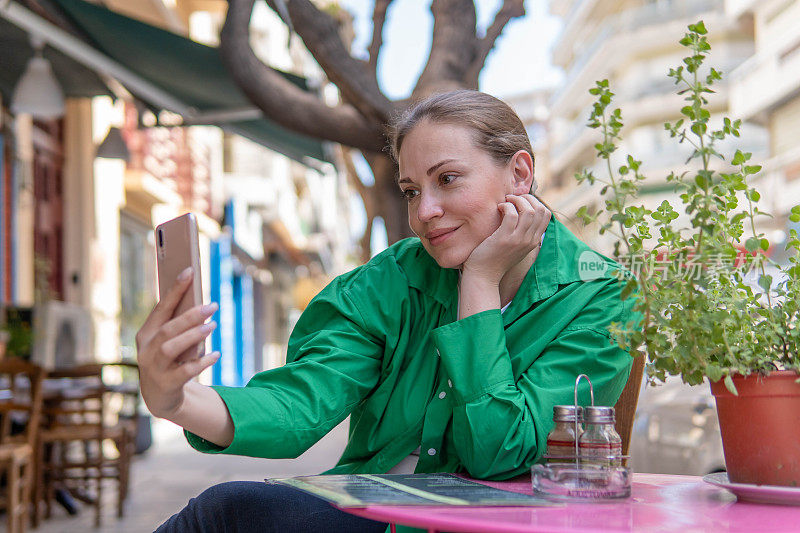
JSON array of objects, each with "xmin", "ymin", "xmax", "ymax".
[
  {"xmin": 728, "ymin": 0, "xmax": 800, "ymax": 257},
  {"xmin": 543, "ymin": 0, "xmax": 765, "ymax": 249},
  {"xmin": 504, "ymin": 89, "xmax": 553, "ymax": 188}
]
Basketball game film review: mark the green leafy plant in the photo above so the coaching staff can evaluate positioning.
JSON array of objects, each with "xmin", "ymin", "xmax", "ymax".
[
  {"xmin": 576, "ymin": 21, "xmax": 800, "ymax": 394},
  {"xmin": 1, "ymin": 307, "xmax": 35, "ymax": 359}
]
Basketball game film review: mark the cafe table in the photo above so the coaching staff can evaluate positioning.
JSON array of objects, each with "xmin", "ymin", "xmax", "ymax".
[{"xmin": 338, "ymin": 473, "xmax": 800, "ymax": 532}]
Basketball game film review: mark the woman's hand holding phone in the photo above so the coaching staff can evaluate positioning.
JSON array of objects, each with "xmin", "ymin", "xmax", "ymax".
[
  {"xmin": 462, "ymin": 193, "xmax": 551, "ymax": 285},
  {"xmin": 136, "ymin": 268, "xmax": 220, "ymax": 420}
]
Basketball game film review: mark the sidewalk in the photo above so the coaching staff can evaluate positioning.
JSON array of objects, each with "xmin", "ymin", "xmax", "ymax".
[{"xmin": 35, "ymin": 416, "xmax": 349, "ymax": 532}]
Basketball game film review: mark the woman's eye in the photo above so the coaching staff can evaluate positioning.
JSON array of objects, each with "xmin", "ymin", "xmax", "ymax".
[
  {"xmin": 440, "ymin": 174, "xmax": 457, "ymax": 185},
  {"xmin": 401, "ymin": 189, "xmax": 419, "ymax": 200}
]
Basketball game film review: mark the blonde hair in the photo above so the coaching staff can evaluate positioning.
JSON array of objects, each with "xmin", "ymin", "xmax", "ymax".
[{"xmin": 388, "ymin": 90, "xmax": 534, "ymax": 176}]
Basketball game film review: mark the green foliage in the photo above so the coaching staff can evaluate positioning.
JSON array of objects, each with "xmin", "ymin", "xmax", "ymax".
[
  {"xmin": 578, "ymin": 22, "xmax": 800, "ymax": 390},
  {"xmin": 1, "ymin": 309, "xmax": 34, "ymax": 359}
]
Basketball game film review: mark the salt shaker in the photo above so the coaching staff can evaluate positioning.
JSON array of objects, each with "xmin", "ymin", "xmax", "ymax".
[
  {"xmin": 578, "ymin": 406, "xmax": 622, "ymax": 467},
  {"xmin": 545, "ymin": 405, "xmax": 583, "ymax": 463}
]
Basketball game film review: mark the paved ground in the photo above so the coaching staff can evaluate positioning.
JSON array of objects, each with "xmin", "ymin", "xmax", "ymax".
[{"xmin": 34, "ymin": 416, "xmax": 349, "ymax": 532}]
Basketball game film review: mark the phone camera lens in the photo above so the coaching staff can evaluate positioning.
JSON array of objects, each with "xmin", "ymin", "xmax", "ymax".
[{"xmin": 158, "ymin": 229, "xmax": 164, "ymax": 247}]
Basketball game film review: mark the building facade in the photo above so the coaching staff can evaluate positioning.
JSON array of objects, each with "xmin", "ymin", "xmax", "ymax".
[
  {"xmin": 727, "ymin": 0, "xmax": 800, "ymax": 259},
  {"xmin": 1, "ymin": 0, "xmax": 357, "ymax": 389},
  {"xmin": 543, "ymin": 0, "xmax": 767, "ymax": 251}
]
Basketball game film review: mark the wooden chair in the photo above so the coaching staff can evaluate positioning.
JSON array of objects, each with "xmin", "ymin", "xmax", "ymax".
[
  {"xmin": 96, "ymin": 362, "xmax": 140, "ymax": 508},
  {"xmin": 614, "ymin": 355, "xmax": 645, "ymax": 456},
  {"xmin": 0, "ymin": 359, "xmax": 44, "ymax": 533},
  {"xmin": 34, "ymin": 362, "xmax": 139, "ymax": 527}
]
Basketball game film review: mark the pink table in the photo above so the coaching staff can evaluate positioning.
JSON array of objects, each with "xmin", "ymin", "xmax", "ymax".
[{"xmin": 339, "ymin": 473, "xmax": 800, "ymax": 532}]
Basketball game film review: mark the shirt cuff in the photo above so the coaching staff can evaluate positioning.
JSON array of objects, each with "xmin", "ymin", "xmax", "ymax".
[
  {"xmin": 183, "ymin": 384, "xmax": 278, "ymax": 456},
  {"xmin": 431, "ymin": 309, "xmax": 515, "ymax": 404},
  {"xmin": 184, "ymin": 428, "xmax": 227, "ymax": 453}
]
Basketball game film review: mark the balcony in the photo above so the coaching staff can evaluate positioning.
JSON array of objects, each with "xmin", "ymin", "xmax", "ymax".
[
  {"xmin": 551, "ymin": 0, "xmax": 599, "ymax": 67},
  {"xmin": 549, "ymin": 79, "xmax": 733, "ymax": 175},
  {"xmin": 724, "ymin": 0, "xmax": 758, "ymax": 19},
  {"xmin": 548, "ymin": 0, "xmax": 579, "ymax": 18},
  {"xmin": 753, "ymin": 143, "xmax": 800, "ymax": 215},
  {"xmin": 729, "ymin": 36, "xmax": 800, "ymax": 122},
  {"xmin": 548, "ymin": 108, "xmax": 766, "ymax": 212},
  {"xmin": 550, "ymin": 0, "xmax": 723, "ymax": 117}
]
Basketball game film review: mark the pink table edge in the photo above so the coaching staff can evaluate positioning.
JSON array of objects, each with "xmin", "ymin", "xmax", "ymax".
[{"xmin": 337, "ymin": 472, "xmax": 800, "ymax": 533}]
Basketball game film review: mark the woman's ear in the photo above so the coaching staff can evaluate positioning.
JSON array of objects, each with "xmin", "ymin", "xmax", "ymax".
[{"xmin": 509, "ymin": 150, "xmax": 534, "ymax": 195}]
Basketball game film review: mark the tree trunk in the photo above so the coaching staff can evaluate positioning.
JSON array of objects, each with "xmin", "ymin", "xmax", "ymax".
[
  {"xmin": 218, "ymin": 0, "xmax": 527, "ymax": 249},
  {"xmin": 365, "ymin": 153, "xmax": 413, "ymax": 244}
]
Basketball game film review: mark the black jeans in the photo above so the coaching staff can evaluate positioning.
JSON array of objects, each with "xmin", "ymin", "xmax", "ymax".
[{"xmin": 156, "ymin": 481, "xmax": 388, "ymax": 533}]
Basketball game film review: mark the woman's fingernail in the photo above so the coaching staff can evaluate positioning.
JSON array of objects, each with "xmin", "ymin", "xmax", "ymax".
[
  {"xmin": 178, "ymin": 267, "xmax": 193, "ymax": 281},
  {"xmin": 201, "ymin": 303, "xmax": 219, "ymax": 314}
]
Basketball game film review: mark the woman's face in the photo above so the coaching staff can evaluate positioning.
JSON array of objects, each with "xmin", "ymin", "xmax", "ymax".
[{"xmin": 397, "ymin": 120, "xmax": 531, "ymax": 269}]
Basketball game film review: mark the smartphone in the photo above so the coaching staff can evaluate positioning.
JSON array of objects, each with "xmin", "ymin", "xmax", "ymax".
[{"xmin": 155, "ymin": 213, "xmax": 204, "ymax": 361}]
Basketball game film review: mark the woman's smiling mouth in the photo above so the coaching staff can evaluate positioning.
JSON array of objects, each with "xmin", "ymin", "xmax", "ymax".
[{"xmin": 425, "ymin": 227, "xmax": 459, "ymax": 246}]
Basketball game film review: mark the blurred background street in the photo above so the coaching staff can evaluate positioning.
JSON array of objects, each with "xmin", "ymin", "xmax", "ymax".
[
  {"xmin": 34, "ymin": 418, "xmax": 349, "ymax": 532},
  {"xmin": 2, "ymin": 0, "xmax": 800, "ymax": 529}
]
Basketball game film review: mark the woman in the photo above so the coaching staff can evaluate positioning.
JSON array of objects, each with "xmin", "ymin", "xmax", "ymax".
[{"xmin": 138, "ymin": 90, "xmax": 638, "ymax": 532}]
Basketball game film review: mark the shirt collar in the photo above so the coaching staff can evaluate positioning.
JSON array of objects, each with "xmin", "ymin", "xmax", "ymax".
[
  {"xmin": 400, "ymin": 217, "xmax": 610, "ymax": 314},
  {"xmin": 401, "ymin": 242, "xmax": 459, "ymax": 308}
]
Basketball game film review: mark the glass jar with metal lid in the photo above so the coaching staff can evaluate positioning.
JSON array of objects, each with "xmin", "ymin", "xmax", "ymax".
[
  {"xmin": 578, "ymin": 406, "xmax": 622, "ymax": 467},
  {"xmin": 545, "ymin": 405, "xmax": 583, "ymax": 463}
]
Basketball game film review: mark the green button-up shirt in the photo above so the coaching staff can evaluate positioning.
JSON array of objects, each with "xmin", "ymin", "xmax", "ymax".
[{"xmin": 186, "ymin": 218, "xmax": 638, "ymax": 480}]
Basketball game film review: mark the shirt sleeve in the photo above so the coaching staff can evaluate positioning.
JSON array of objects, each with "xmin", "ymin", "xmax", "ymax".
[
  {"xmin": 432, "ymin": 279, "xmax": 635, "ymax": 480},
  {"xmin": 185, "ymin": 279, "xmax": 385, "ymax": 459}
]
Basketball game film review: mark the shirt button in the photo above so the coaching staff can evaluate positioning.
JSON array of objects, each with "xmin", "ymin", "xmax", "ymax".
[
  {"xmin": 427, "ymin": 448, "xmax": 437, "ymax": 456},
  {"xmin": 447, "ymin": 379, "xmax": 453, "ymax": 388},
  {"xmin": 435, "ymin": 348, "xmax": 440, "ymax": 357},
  {"xmin": 438, "ymin": 391, "xmax": 446, "ymax": 400}
]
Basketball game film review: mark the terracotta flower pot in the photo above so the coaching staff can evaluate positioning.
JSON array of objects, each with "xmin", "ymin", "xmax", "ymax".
[{"xmin": 709, "ymin": 370, "xmax": 800, "ymax": 487}]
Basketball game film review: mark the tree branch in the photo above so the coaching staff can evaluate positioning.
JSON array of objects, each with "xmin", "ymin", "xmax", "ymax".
[
  {"xmin": 262, "ymin": 0, "xmax": 395, "ymax": 123},
  {"xmin": 464, "ymin": 0, "xmax": 525, "ymax": 88},
  {"xmin": 413, "ymin": 0, "xmax": 478, "ymax": 98},
  {"xmin": 368, "ymin": 0, "xmax": 392, "ymax": 75},
  {"xmin": 221, "ymin": 0, "xmax": 385, "ymax": 152},
  {"xmin": 336, "ymin": 146, "xmax": 375, "ymax": 262},
  {"xmin": 363, "ymin": 152, "xmax": 413, "ymax": 242},
  {"xmin": 339, "ymin": 148, "xmax": 371, "ymax": 205}
]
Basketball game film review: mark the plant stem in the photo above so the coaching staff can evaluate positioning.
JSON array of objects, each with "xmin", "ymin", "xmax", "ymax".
[
  {"xmin": 598, "ymin": 101, "xmax": 654, "ymax": 360},
  {"xmin": 745, "ymin": 181, "xmax": 773, "ymax": 308}
]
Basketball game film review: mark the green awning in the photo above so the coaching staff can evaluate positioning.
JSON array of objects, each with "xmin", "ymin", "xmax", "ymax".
[
  {"xmin": 51, "ymin": 0, "xmax": 327, "ymax": 164},
  {"xmin": 0, "ymin": 16, "xmax": 109, "ymax": 102}
]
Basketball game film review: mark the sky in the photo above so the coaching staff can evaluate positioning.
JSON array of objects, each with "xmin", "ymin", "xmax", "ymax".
[
  {"xmin": 336, "ymin": 0, "xmax": 564, "ymax": 253},
  {"xmin": 338, "ymin": 0, "xmax": 564, "ymax": 99}
]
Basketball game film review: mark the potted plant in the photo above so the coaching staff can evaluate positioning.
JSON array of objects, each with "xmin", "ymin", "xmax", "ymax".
[{"xmin": 575, "ymin": 21, "xmax": 800, "ymax": 487}]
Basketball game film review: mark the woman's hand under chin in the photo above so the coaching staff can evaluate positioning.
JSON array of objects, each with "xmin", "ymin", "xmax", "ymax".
[{"xmin": 461, "ymin": 194, "xmax": 551, "ymax": 286}]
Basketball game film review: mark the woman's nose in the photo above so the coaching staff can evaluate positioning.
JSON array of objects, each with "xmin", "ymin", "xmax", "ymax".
[{"xmin": 416, "ymin": 192, "xmax": 444, "ymax": 222}]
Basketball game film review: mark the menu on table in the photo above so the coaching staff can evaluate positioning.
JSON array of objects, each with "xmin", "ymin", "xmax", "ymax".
[{"xmin": 265, "ymin": 473, "xmax": 557, "ymax": 507}]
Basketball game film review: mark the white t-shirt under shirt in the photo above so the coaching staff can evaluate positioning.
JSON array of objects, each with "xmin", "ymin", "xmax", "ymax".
[{"xmin": 386, "ymin": 298, "xmax": 513, "ymax": 475}]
